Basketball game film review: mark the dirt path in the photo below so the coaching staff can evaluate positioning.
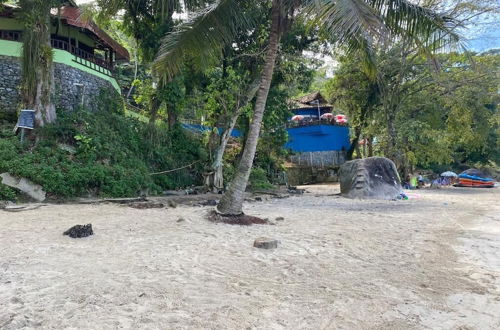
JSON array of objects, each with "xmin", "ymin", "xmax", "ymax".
[{"xmin": 0, "ymin": 185, "xmax": 499, "ymax": 329}]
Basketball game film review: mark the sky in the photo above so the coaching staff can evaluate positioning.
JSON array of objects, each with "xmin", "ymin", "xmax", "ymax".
[{"xmin": 75, "ymin": 0, "xmax": 500, "ymax": 52}]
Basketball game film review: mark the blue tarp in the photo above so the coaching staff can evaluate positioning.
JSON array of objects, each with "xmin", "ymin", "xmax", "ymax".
[
  {"xmin": 181, "ymin": 122, "xmax": 350, "ymax": 153},
  {"xmin": 285, "ymin": 125, "xmax": 350, "ymax": 152},
  {"xmin": 181, "ymin": 123, "xmax": 241, "ymax": 137}
]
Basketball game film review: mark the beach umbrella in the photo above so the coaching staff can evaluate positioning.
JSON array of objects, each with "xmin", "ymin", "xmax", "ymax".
[
  {"xmin": 440, "ymin": 171, "xmax": 458, "ymax": 177},
  {"xmin": 320, "ymin": 113, "xmax": 334, "ymax": 119},
  {"xmin": 291, "ymin": 115, "xmax": 304, "ymax": 121}
]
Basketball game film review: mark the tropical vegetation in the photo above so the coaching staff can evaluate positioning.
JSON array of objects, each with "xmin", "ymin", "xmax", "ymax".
[{"xmin": 0, "ymin": 0, "xmax": 498, "ymax": 215}]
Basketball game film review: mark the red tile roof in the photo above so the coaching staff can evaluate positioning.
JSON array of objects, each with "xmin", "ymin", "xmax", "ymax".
[{"xmin": 58, "ymin": 6, "xmax": 130, "ymax": 61}]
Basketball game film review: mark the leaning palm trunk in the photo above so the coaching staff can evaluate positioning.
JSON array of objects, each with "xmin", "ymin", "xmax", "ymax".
[
  {"xmin": 20, "ymin": 0, "xmax": 57, "ymax": 127},
  {"xmin": 216, "ymin": 0, "xmax": 282, "ymax": 215}
]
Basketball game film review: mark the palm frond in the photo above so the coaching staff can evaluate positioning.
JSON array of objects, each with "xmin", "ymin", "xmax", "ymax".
[
  {"xmin": 306, "ymin": 0, "xmax": 387, "ymax": 43},
  {"xmin": 303, "ymin": 0, "xmax": 463, "ymax": 77},
  {"xmin": 367, "ymin": 0, "xmax": 462, "ymax": 50},
  {"xmin": 153, "ymin": 0, "xmax": 253, "ymax": 81}
]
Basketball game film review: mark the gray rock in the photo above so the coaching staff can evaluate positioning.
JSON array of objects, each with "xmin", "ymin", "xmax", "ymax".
[
  {"xmin": 253, "ymin": 237, "xmax": 279, "ymax": 249},
  {"xmin": 339, "ymin": 157, "xmax": 402, "ymax": 200},
  {"xmin": 57, "ymin": 143, "xmax": 76, "ymax": 154},
  {"xmin": 0, "ymin": 173, "xmax": 46, "ymax": 202}
]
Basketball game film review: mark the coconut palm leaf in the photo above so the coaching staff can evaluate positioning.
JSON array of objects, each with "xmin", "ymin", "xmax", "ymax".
[
  {"xmin": 366, "ymin": 0, "xmax": 461, "ymax": 49},
  {"xmin": 305, "ymin": 0, "xmax": 386, "ymax": 42},
  {"xmin": 153, "ymin": 0, "xmax": 253, "ymax": 80},
  {"xmin": 303, "ymin": 0, "xmax": 461, "ymax": 75}
]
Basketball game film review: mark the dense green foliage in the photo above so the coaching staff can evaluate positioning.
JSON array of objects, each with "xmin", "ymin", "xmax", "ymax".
[
  {"xmin": 0, "ymin": 109, "xmax": 206, "ymax": 200},
  {"xmin": 324, "ymin": 49, "xmax": 499, "ymax": 173},
  {"xmin": 1, "ymin": 0, "xmax": 498, "ymax": 201}
]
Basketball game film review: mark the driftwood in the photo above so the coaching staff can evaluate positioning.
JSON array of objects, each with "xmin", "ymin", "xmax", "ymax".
[
  {"xmin": 76, "ymin": 197, "xmax": 147, "ymax": 205},
  {"xmin": 2, "ymin": 204, "xmax": 46, "ymax": 212},
  {"xmin": 252, "ymin": 190, "xmax": 290, "ymax": 199}
]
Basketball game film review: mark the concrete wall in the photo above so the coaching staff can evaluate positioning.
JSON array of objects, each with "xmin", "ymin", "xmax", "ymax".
[{"xmin": 286, "ymin": 166, "xmax": 340, "ymax": 186}]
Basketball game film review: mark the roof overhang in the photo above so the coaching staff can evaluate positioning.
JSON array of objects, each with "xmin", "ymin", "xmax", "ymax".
[
  {"xmin": 57, "ymin": 6, "xmax": 130, "ymax": 61},
  {"xmin": 0, "ymin": 3, "xmax": 129, "ymax": 61}
]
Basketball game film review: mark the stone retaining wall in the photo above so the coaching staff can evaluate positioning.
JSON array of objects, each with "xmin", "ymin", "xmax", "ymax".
[
  {"xmin": 0, "ymin": 55, "xmax": 118, "ymax": 121},
  {"xmin": 0, "ymin": 56, "xmax": 21, "ymax": 120}
]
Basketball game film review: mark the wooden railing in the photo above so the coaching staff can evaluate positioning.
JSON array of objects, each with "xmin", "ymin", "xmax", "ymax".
[
  {"xmin": 50, "ymin": 39, "xmax": 113, "ymax": 73},
  {"xmin": 286, "ymin": 119, "xmax": 348, "ymax": 129},
  {"xmin": 0, "ymin": 30, "xmax": 22, "ymax": 42},
  {"xmin": 0, "ymin": 30, "xmax": 113, "ymax": 75}
]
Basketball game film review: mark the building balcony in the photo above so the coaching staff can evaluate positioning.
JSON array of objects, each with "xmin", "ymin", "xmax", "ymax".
[{"xmin": 0, "ymin": 30, "xmax": 114, "ymax": 77}]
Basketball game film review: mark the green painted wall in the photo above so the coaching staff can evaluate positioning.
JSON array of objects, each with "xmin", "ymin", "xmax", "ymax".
[
  {"xmin": 0, "ymin": 38, "xmax": 21, "ymax": 57},
  {"xmin": 0, "ymin": 17, "xmax": 23, "ymax": 30},
  {"xmin": 0, "ymin": 39, "xmax": 120, "ymax": 92},
  {"xmin": 0, "ymin": 16, "xmax": 96, "ymax": 48}
]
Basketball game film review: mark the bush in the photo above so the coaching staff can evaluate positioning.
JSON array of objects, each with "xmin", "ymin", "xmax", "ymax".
[
  {"xmin": 0, "ymin": 110, "xmax": 206, "ymax": 199},
  {"xmin": 248, "ymin": 167, "xmax": 275, "ymax": 191},
  {"xmin": 0, "ymin": 183, "xmax": 16, "ymax": 201}
]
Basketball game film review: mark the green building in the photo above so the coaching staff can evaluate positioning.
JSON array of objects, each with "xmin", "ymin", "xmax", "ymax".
[{"xmin": 0, "ymin": 2, "xmax": 129, "ymax": 120}]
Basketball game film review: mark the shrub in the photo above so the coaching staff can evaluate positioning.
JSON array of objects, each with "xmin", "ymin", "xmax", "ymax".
[{"xmin": 0, "ymin": 110, "xmax": 206, "ymax": 199}]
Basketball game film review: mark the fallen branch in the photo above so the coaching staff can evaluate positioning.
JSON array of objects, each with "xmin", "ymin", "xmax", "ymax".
[
  {"xmin": 77, "ymin": 197, "xmax": 146, "ymax": 205},
  {"xmin": 2, "ymin": 204, "xmax": 46, "ymax": 212},
  {"xmin": 150, "ymin": 161, "xmax": 201, "ymax": 176}
]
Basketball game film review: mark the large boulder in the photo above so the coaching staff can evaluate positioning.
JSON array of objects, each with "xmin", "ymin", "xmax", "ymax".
[{"xmin": 339, "ymin": 157, "xmax": 402, "ymax": 200}]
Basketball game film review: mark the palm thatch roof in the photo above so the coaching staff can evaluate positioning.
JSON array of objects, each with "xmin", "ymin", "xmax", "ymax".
[{"xmin": 289, "ymin": 91, "xmax": 332, "ymax": 110}]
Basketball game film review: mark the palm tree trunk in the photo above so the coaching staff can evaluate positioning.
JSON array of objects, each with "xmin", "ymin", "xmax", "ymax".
[{"xmin": 216, "ymin": 0, "xmax": 282, "ymax": 215}]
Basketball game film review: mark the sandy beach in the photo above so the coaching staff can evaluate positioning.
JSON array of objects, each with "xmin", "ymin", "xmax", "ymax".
[{"xmin": 1, "ymin": 184, "xmax": 499, "ymax": 329}]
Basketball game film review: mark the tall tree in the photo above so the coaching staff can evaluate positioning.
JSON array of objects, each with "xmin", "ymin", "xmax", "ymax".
[
  {"xmin": 154, "ymin": 0, "xmax": 459, "ymax": 217},
  {"xmin": 18, "ymin": 0, "xmax": 62, "ymax": 127},
  {"xmin": 325, "ymin": 54, "xmax": 380, "ymax": 160}
]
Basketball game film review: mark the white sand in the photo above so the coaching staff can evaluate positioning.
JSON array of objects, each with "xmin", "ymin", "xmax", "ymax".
[{"xmin": 0, "ymin": 185, "xmax": 499, "ymax": 329}]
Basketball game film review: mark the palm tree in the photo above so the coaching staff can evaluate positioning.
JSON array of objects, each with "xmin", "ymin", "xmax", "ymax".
[{"xmin": 154, "ymin": 0, "xmax": 459, "ymax": 217}]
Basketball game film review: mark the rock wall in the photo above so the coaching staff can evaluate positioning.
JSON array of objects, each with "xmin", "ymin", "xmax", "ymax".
[
  {"xmin": 0, "ymin": 55, "xmax": 118, "ymax": 121},
  {"xmin": 0, "ymin": 56, "xmax": 21, "ymax": 121}
]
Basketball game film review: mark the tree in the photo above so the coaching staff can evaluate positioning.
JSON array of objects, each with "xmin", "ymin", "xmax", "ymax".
[
  {"xmin": 95, "ymin": 0, "xmax": 190, "ymax": 125},
  {"xmin": 17, "ymin": 0, "xmax": 63, "ymax": 127},
  {"xmin": 154, "ymin": 0, "xmax": 459, "ymax": 217},
  {"xmin": 328, "ymin": 48, "xmax": 499, "ymax": 173},
  {"xmin": 325, "ymin": 54, "xmax": 380, "ymax": 160}
]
